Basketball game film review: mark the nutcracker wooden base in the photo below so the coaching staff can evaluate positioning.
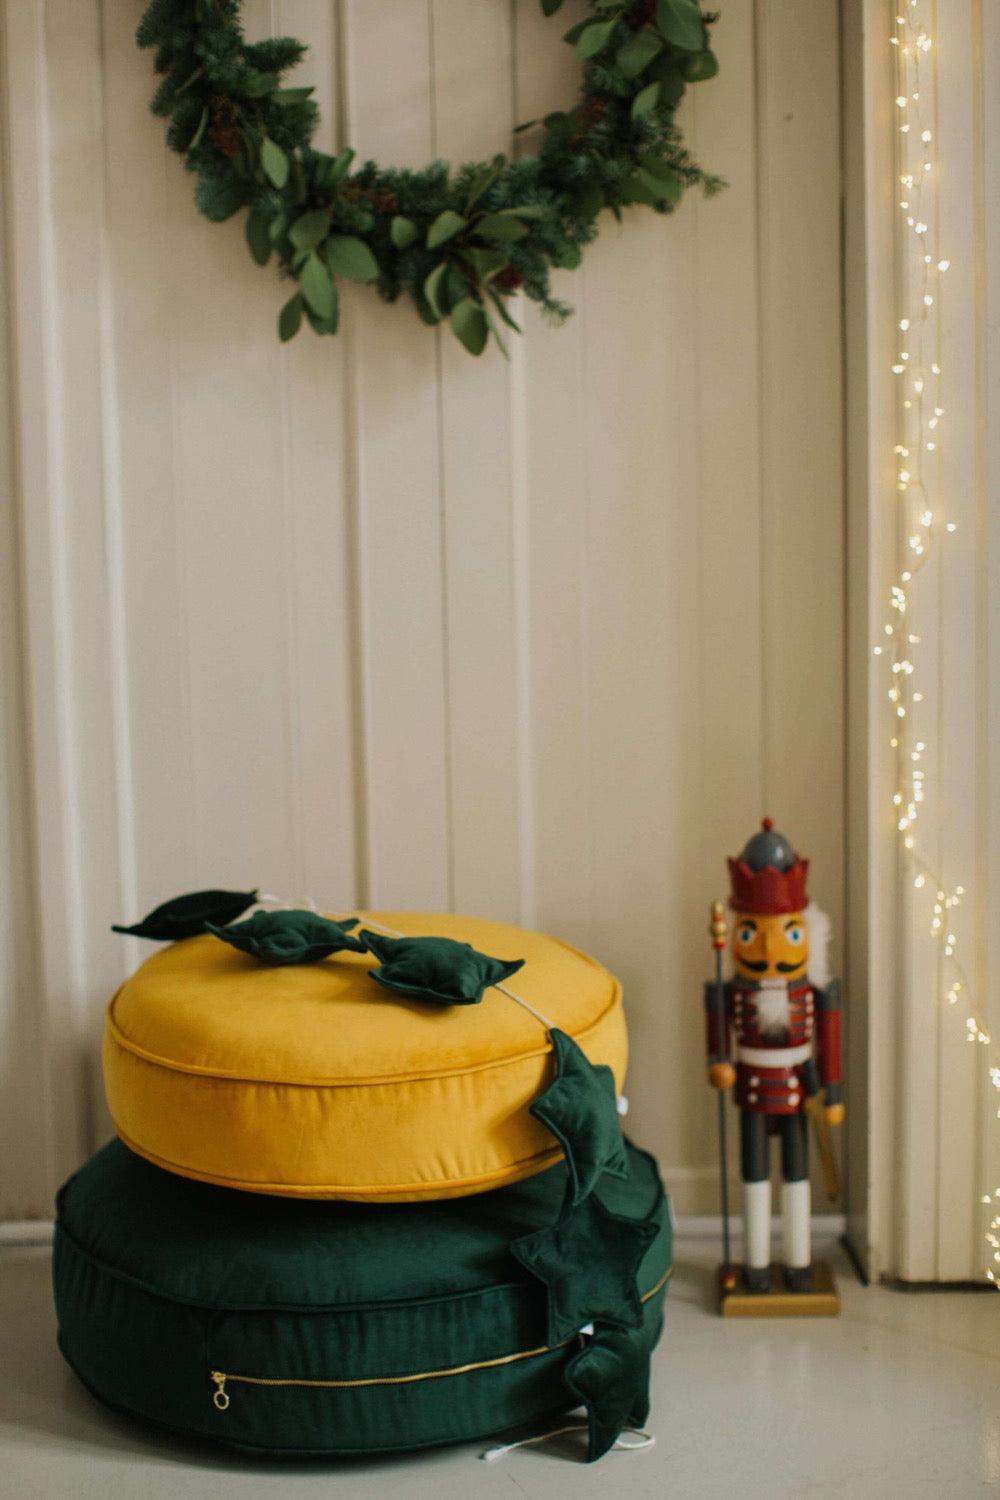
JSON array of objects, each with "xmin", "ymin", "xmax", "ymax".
[{"xmin": 717, "ymin": 1261, "xmax": 840, "ymax": 1318}]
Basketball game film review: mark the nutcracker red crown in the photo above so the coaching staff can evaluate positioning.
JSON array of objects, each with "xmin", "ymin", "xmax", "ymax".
[{"xmin": 727, "ymin": 816, "xmax": 810, "ymax": 915}]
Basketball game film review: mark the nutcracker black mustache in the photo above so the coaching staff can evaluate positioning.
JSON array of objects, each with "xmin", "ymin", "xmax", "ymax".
[{"xmin": 740, "ymin": 958, "xmax": 806, "ymax": 973}]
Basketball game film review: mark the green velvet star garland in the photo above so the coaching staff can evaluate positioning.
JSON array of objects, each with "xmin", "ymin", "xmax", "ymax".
[
  {"xmin": 207, "ymin": 909, "xmax": 365, "ymax": 964},
  {"xmin": 564, "ymin": 1321, "xmax": 657, "ymax": 1461},
  {"xmin": 530, "ymin": 1028, "xmax": 628, "ymax": 1204},
  {"xmin": 360, "ymin": 931, "xmax": 525, "ymax": 1006},
  {"xmin": 112, "ymin": 887, "xmax": 258, "ymax": 941},
  {"xmin": 513, "ymin": 1026, "xmax": 661, "ymax": 1457},
  {"xmin": 511, "ymin": 1187, "xmax": 657, "ymax": 1346}
]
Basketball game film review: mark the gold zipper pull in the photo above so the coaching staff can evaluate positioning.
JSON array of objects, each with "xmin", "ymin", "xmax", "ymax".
[{"xmin": 211, "ymin": 1372, "xmax": 230, "ymax": 1411}]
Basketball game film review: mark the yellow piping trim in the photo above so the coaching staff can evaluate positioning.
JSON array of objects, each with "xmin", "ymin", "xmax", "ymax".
[
  {"xmin": 210, "ymin": 1267, "xmax": 672, "ymax": 1395},
  {"xmin": 105, "ymin": 982, "xmax": 623, "ymax": 1087},
  {"xmin": 114, "ymin": 1123, "xmax": 563, "ymax": 1198}
]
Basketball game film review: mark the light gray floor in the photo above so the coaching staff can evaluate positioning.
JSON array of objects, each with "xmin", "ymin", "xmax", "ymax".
[{"xmin": 2, "ymin": 1237, "xmax": 998, "ymax": 1499}]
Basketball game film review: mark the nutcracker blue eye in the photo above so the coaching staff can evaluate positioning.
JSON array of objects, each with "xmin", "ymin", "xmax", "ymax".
[
  {"xmin": 738, "ymin": 925, "xmax": 755, "ymax": 945},
  {"xmin": 786, "ymin": 925, "xmax": 804, "ymax": 945}
]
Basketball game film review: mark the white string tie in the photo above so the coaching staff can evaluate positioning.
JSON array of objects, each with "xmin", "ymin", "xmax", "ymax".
[
  {"xmin": 256, "ymin": 892, "xmax": 318, "ymax": 912},
  {"xmin": 481, "ymin": 1423, "xmax": 655, "ymax": 1461}
]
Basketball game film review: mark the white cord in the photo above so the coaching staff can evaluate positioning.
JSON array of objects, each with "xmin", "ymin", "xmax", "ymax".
[
  {"xmin": 256, "ymin": 892, "xmax": 318, "ymax": 912},
  {"xmin": 481, "ymin": 1424, "xmax": 655, "ymax": 1461}
]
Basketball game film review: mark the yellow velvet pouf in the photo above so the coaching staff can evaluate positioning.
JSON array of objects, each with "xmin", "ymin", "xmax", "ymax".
[{"xmin": 103, "ymin": 911, "xmax": 627, "ymax": 1202}]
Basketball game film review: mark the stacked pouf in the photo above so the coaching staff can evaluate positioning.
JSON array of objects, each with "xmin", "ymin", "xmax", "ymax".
[{"xmin": 53, "ymin": 903, "xmax": 672, "ymax": 1461}]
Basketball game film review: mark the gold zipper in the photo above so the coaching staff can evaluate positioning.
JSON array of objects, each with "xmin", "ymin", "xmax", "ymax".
[{"xmin": 208, "ymin": 1266, "xmax": 672, "ymax": 1413}]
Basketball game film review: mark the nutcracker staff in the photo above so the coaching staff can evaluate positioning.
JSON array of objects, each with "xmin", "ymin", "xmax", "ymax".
[{"xmin": 705, "ymin": 819, "xmax": 844, "ymax": 1294}]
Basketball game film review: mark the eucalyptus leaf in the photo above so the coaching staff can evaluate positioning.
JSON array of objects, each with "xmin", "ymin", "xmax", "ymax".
[
  {"xmin": 627, "ymin": 167, "xmax": 681, "ymax": 205},
  {"xmin": 493, "ymin": 205, "xmax": 548, "ymax": 220},
  {"xmin": 683, "ymin": 47, "xmax": 719, "ymax": 81},
  {"xmin": 444, "ymin": 266, "xmax": 470, "ymax": 309},
  {"xmin": 476, "ymin": 213, "xmax": 530, "ymax": 243},
  {"xmin": 278, "ymin": 292, "xmax": 303, "ymax": 341},
  {"xmin": 466, "ymin": 247, "xmax": 510, "ymax": 281},
  {"xmin": 655, "ymin": 0, "xmax": 705, "ymax": 52},
  {"xmin": 427, "ymin": 209, "xmax": 467, "ymax": 250},
  {"xmin": 540, "ymin": 0, "xmax": 564, "ymax": 13},
  {"xmin": 616, "ymin": 28, "xmax": 663, "ymax": 77},
  {"xmin": 552, "ymin": 242, "xmax": 582, "ymax": 269},
  {"xmin": 631, "ymin": 80, "xmax": 661, "ymax": 121},
  {"xmin": 273, "ymin": 86, "xmax": 315, "ymax": 102},
  {"xmin": 325, "ymin": 234, "xmax": 379, "ymax": 282},
  {"xmin": 299, "ymin": 251, "xmax": 335, "ymax": 318},
  {"xmin": 289, "ymin": 208, "xmax": 330, "ymax": 253},
  {"xmin": 305, "ymin": 289, "xmax": 340, "ymax": 336},
  {"xmin": 313, "ymin": 149, "xmax": 354, "ymax": 190},
  {"xmin": 112, "ymin": 888, "xmax": 259, "ymax": 942},
  {"xmin": 424, "ymin": 263, "xmax": 448, "ymax": 320},
  {"xmin": 260, "ymin": 136, "xmax": 289, "ymax": 189},
  {"xmin": 245, "ymin": 206, "xmax": 272, "ymax": 265},
  {"xmin": 450, "ymin": 298, "xmax": 489, "ymax": 357},
  {"xmin": 390, "ymin": 215, "xmax": 419, "ymax": 249},
  {"xmin": 329, "ymin": 147, "xmax": 355, "ymax": 183},
  {"xmin": 576, "ymin": 18, "xmax": 618, "ymax": 57},
  {"xmin": 464, "ymin": 159, "xmax": 504, "ymax": 211},
  {"xmin": 650, "ymin": 54, "xmax": 687, "ymax": 105}
]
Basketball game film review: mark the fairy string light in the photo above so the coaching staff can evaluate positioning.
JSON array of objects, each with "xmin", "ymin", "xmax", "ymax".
[{"xmin": 877, "ymin": 1, "xmax": 998, "ymax": 1282}]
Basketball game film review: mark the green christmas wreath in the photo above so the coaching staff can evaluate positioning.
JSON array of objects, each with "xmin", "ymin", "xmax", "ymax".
[{"xmin": 137, "ymin": 0, "xmax": 721, "ymax": 355}]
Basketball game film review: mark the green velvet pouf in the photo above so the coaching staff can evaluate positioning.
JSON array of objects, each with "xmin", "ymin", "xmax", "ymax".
[{"xmin": 53, "ymin": 1139, "xmax": 671, "ymax": 1459}]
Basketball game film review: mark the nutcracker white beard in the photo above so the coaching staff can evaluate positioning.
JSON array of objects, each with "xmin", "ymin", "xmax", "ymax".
[{"xmin": 755, "ymin": 979, "xmax": 791, "ymax": 1038}]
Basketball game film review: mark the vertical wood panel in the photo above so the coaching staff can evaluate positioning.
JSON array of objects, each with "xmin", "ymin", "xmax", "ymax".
[
  {"xmin": 675, "ymin": 0, "xmax": 765, "ymax": 1203},
  {"xmin": 932, "ymin": 0, "xmax": 979, "ymax": 1280},
  {"xmin": 756, "ymin": 0, "xmax": 845, "ymax": 955},
  {"xmin": 983, "ymin": 0, "xmax": 1000, "ymax": 1281},
  {"xmin": 432, "ymin": 0, "xmax": 524, "ymax": 922},
  {"xmin": 0, "ymin": 6, "xmax": 50, "ymax": 1216},
  {"xmin": 513, "ymin": 0, "xmax": 597, "ymax": 955},
  {"xmin": 342, "ymin": 0, "xmax": 450, "ymax": 910}
]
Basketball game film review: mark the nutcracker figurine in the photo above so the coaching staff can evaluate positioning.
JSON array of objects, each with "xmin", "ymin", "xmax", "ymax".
[{"xmin": 705, "ymin": 818, "xmax": 844, "ymax": 1306}]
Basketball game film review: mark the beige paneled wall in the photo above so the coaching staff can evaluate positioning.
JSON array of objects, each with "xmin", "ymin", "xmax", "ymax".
[{"xmin": 0, "ymin": 0, "xmax": 844, "ymax": 1218}]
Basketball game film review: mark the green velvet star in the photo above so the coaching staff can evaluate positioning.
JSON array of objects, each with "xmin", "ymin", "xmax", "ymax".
[
  {"xmin": 112, "ymin": 888, "xmax": 258, "ymax": 941},
  {"xmin": 531, "ymin": 1029, "xmax": 628, "ymax": 1205},
  {"xmin": 511, "ymin": 1190, "xmax": 658, "ymax": 1346},
  {"xmin": 207, "ymin": 909, "xmax": 365, "ymax": 964},
  {"xmin": 564, "ymin": 1321, "xmax": 657, "ymax": 1462},
  {"xmin": 359, "ymin": 931, "xmax": 524, "ymax": 1006}
]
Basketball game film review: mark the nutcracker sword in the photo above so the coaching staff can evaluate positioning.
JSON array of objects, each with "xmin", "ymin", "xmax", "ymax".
[{"xmin": 708, "ymin": 901, "xmax": 736, "ymax": 1291}]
